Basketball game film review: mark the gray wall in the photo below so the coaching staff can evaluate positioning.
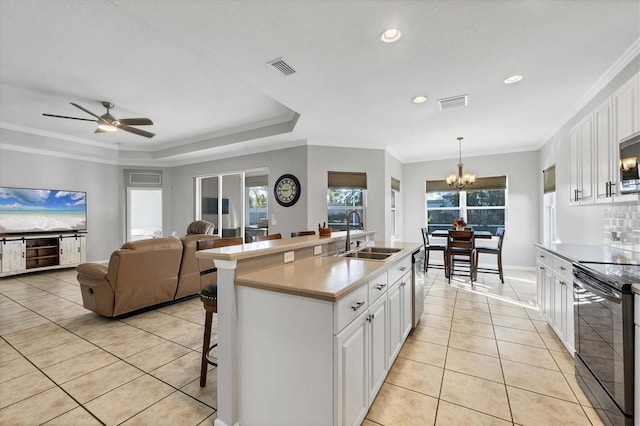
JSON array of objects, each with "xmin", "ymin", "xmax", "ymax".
[
  {"xmin": 403, "ymin": 150, "xmax": 540, "ymax": 268},
  {"xmin": 538, "ymin": 56, "xmax": 640, "ymax": 245},
  {"xmin": 0, "ymin": 148, "xmax": 123, "ymax": 261},
  {"xmin": 306, "ymin": 146, "xmax": 387, "ymax": 238}
]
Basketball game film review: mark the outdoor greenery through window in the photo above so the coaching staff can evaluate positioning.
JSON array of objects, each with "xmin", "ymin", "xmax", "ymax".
[
  {"xmin": 426, "ymin": 176, "xmax": 507, "ymax": 235},
  {"xmin": 247, "ymin": 185, "xmax": 268, "ymax": 228},
  {"xmin": 327, "ymin": 188, "xmax": 365, "ymax": 231}
]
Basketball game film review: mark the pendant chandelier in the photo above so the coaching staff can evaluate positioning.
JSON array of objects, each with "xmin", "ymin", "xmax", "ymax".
[{"xmin": 446, "ymin": 137, "xmax": 475, "ymax": 190}]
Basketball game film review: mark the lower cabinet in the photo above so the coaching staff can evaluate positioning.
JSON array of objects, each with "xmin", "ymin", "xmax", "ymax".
[
  {"xmin": 0, "ymin": 239, "xmax": 26, "ymax": 273},
  {"xmin": 535, "ymin": 248, "xmax": 574, "ymax": 354}
]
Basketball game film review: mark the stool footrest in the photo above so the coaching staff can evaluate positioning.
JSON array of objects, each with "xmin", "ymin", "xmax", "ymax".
[{"xmin": 205, "ymin": 343, "xmax": 218, "ymax": 367}]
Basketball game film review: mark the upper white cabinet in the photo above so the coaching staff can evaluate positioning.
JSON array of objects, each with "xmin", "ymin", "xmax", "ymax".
[
  {"xmin": 571, "ymin": 72, "xmax": 640, "ymax": 206},
  {"xmin": 569, "ymin": 114, "xmax": 594, "ymax": 205}
]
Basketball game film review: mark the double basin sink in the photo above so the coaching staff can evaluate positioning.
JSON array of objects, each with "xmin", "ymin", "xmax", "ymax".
[{"xmin": 338, "ymin": 246, "xmax": 402, "ymax": 260}]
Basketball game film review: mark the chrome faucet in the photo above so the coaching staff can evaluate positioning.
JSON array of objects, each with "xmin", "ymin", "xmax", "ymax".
[{"xmin": 345, "ymin": 210, "xmax": 363, "ymax": 252}]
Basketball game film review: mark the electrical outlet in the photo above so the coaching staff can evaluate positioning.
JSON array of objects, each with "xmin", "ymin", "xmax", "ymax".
[
  {"xmin": 313, "ymin": 245, "xmax": 322, "ymax": 255},
  {"xmin": 284, "ymin": 251, "xmax": 295, "ymax": 263}
]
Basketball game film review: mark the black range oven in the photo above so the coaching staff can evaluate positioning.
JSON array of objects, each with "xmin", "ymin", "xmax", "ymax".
[{"xmin": 573, "ymin": 262, "xmax": 637, "ymax": 426}]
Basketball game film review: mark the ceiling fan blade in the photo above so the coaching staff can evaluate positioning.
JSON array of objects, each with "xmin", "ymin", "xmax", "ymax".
[
  {"xmin": 117, "ymin": 123, "xmax": 155, "ymax": 138},
  {"xmin": 42, "ymin": 113, "xmax": 97, "ymax": 123},
  {"xmin": 70, "ymin": 102, "xmax": 102, "ymax": 120},
  {"xmin": 119, "ymin": 118, "xmax": 153, "ymax": 126}
]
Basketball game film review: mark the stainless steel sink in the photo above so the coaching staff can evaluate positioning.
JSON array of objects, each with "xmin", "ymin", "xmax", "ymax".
[
  {"xmin": 340, "ymin": 251, "xmax": 392, "ymax": 260},
  {"xmin": 357, "ymin": 247, "xmax": 402, "ymax": 254}
]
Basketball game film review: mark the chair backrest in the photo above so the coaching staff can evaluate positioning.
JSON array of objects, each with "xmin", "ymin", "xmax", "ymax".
[
  {"xmin": 196, "ymin": 237, "xmax": 244, "ymax": 289},
  {"xmin": 253, "ymin": 233, "xmax": 282, "ymax": 242},
  {"xmin": 447, "ymin": 230, "xmax": 475, "ymax": 251},
  {"xmin": 291, "ymin": 230, "xmax": 316, "ymax": 237},
  {"xmin": 186, "ymin": 220, "xmax": 215, "ymax": 235},
  {"xmin": 420, "ymin": 227, "xmax": 430, "ymax": 247},
  {"xmin": 495, "ymin": 227, "xmax": 506, "ymax": 250},
  {"xmin": 197, "ymin": 236, "xmax": 243, "ymax": 251}
]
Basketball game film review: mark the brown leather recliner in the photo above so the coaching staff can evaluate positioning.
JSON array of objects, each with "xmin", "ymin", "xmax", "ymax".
[
  {"xmin": 77, "ymin": 237, "xmax": 183, "ymax": 317},
  {"xmin": 186, "ymin": 220, "xmax": 215, "ymax": 235},
  {"xmin": 175, "ymin": 234, "xmax": 220, "ymax": 299}
]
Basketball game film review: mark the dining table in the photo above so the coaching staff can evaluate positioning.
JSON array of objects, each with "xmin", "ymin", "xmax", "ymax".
[{"xmin": 430, "ymin": 230, "xmax": 494, "ymax": 239}]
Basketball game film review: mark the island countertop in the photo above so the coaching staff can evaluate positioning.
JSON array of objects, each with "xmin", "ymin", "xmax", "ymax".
[{"xmin": 236, "ymin": 241, "xmax": 420, "ymax": 302}]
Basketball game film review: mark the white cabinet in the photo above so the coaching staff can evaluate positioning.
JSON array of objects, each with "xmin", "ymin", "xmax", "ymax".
[
  {"xmin": 387, "ymin": 280, "xmax": 402, "ymax": 361},
  {"xmin": 594, "ymin": 99, "xmax": 616, "ymax": 203},
  {"xmin": 400, "ymin": 272, "xmax": 413, "ymax": 341},
  {"xmin": 0, "ymin": 239, "xmax": 26, "ymax": 273},
  {"xmin": 367, "ymin": 294, "xmax": 388, "ymax": 403},
  {"xmin": 335, "ymin": 311, "xmax": 369, "ymax": 426},
  {"xmin": 569, "ymin": 115, "xmax": 594, "ymax": 205},
  {"xmin": 59, "ymin": 235, "xmax": 86, "ymax": 265},
  {"xmin": 535, "ymin": 247, "xmax": 574, "ymax": 354}
]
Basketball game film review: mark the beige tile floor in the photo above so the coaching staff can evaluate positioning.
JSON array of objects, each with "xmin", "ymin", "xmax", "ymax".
[{"xmin": 0, "ymin": 268, "xmax": 601, "ymax": 425}]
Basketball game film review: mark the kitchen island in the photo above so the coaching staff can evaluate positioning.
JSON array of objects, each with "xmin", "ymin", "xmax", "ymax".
[{"xmin": 195, "ymin": 231, "xmax": 421, "ymax": 426}]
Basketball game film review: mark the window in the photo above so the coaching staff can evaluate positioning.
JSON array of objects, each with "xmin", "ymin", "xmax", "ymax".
[
  {"xmin": 327, "ymin": 171, "xmax": 367, "ymax": 232},
  {"xmin": 390, "ymin": 177, "xmax": 400, "ymax": 238},
  {"xmin": 426, "ymin": 176, "xmax": 506, "ymax": 234},
  {"xmin": 247, "ymin": 185, "xmax": 268, "ymax": 228}
]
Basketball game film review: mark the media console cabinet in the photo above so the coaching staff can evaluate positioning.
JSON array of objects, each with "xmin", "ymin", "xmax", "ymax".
[{"xmin": 0, "ymin": 233, "xmax": 86, "ymax": 277}]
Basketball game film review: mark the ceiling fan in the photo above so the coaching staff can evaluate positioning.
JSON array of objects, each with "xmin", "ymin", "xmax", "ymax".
[{"xmin": 43, "ymin": 101, "xmax": 155, "ymax": 138}]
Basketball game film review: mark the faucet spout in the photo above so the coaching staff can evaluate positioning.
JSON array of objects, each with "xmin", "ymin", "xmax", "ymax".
[{"xmin": 345, "ymin": 210, "xmax": 363, "ymax": 252}]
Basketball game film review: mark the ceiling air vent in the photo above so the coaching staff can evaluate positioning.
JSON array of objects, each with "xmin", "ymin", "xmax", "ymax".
[
  {"xmin": 268, "ymin": 58, "xmax": 296, "ymax": 76},
  {"xmin": 438, "ymin": 94, "xmax": 468, "ymax": 111},
  {"xmin": 129, "ymin": 172, "xmax": 161, "ymax": 185}
]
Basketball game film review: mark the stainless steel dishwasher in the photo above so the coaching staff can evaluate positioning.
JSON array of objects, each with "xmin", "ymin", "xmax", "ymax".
[{"xmin": 411, "ymin": 247, "xmax": 425, "ymax": 329}]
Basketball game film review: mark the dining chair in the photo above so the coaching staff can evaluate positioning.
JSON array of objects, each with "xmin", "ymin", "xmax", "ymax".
[
  {"xmin": 475, "ymin": 227, "xmax": 506, "ymax": 283},
  {"xmin": 420, "ymin": 227, "xmax": 447, "ymax": 275},
  {"xmin": 291, "ymin": 230, "xmax": 316, "ymax": 237},
  {"xmin": 196, "ymin": 236, "xmax": 244, "ymax": 387},
  {"xmin": 253, "ymin": 233, "xmax": 282, "ymax": 242},
  {"xmin": 446, "ymin": 229, "xmax": 477, "ymax": 284}
]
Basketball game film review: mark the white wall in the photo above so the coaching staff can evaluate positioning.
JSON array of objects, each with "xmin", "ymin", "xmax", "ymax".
[
  {"xmin": 538, "ymin": 56, "xmax": 640, "ymax": 245},
  {"xmin": 403, "ymin": 150, "xmax": 540, "ymax": 268},
  {"xmin": 0, "ymin": 148, "xmax": 123, "ymax": 261},
  {"xmin": 306, "ymin": 146, "xmax": 387, "ymax": 238}
]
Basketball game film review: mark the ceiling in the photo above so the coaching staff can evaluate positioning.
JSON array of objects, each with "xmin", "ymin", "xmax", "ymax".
[{"xmin": 1, "ymin": 0, "xmax": 639, "ymax": 166}]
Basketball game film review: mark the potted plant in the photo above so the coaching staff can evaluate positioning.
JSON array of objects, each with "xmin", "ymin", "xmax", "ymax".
[{"xmin": 453, "ymin": 218, "xmax": 467, "ymax": 231}]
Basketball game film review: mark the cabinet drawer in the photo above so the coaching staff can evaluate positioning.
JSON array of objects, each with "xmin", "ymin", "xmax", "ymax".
[
  {"xmin": 536, "ymin": 248, "xmax": 551, "ymax": 266},
  {"xmin": 334, "ymin": 284, "xmax": 368, "ymax": 334},
  {"xmin": 552, "ymin": 256, "xmax": 573, "ymax": 281},
  {"xmin": 388, "ymin": 256, "xmax": 411, "ymax": 286},
  {"xmin": 368, "ymin": 271, "xmax": 388, "ymax": 305}
]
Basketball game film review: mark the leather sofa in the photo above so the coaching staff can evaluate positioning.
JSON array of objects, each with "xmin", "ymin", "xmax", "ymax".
[{"xmin": 77, "ymin": 234, "xmax": 221, "ymax": 317}]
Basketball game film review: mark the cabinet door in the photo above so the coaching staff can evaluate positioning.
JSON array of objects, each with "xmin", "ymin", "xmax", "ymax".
[
  {"xmin": 578, "ymin": 115, "xmax": 594, "ymax": 204},
  {"xmin": 594, "ymin": 100, "xmax": 614, "ymax": 203},
  {"xmin": 552, "ymin": 273, "xmax": 563, "ymax": 332},
  {"xmin": 59, "ymin": 238, "xmax": 77, "ymax": 265},
  {"xmin": 400, "ymin": 273, "xmax": 413, "ymax": 340},
  {"xmin": 1, "ymin": 240, "xmax": 26, "ymax": 273},
  {"xmin": 387, "ymin": 282, "xmax": 402, "ymax": 363},
  {"xmin": 561, "ymin": 280, "xmax": 574, "ymax": 354},
  {"xmin": 613, "ymin": 72, "xmax": 639, "ymax": 142},
  {"xmin": 368, "ymin": 296, "xmax": 387, "ymax": 402},
  {"xmin": 335, "ymin": 313, "xmax": 368, "ymax": 426},
  {"xmin": 569, "ymin": 126, "xmax": 580, "ymax": 206}
]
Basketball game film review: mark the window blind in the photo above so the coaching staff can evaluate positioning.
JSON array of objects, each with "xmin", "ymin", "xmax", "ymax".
[
  {"xmin": 328, "ymin": 171, "xmax": 367, "ymax": 189},
  {"xmin": 543, "ymin": 165, "xmax": 556, "ymax": 194}
]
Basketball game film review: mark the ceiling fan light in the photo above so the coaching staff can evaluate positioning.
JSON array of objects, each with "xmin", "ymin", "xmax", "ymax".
[{"xmin": 98, "ymin": 122, "xmax": 117, "ymax": 132}]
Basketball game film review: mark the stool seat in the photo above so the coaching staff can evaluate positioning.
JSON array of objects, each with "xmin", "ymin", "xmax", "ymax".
[{"xmin": 201, "ymin": 282, "xmax": 217, "ymax": 299}]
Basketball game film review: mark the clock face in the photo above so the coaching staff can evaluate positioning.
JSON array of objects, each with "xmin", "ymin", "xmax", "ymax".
[{"xmin": 274, "ymin": 174, "xmax": 301, "ymax": 207}]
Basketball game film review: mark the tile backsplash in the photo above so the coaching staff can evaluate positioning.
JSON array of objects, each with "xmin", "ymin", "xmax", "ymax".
[{"xmin": 604, "ymin": 203, "xmax": 640, "ymax": 252}]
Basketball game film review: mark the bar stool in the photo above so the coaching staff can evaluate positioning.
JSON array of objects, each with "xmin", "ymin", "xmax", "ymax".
[{"xmin": 197, "ymin": 237, "xmax": 243, "ymax": 387}]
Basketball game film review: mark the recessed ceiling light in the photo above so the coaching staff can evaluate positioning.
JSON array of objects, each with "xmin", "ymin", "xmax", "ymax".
[
  {"xmin": 504, "ymin": 75, "xmax": 523, "ymax": 85},
  {"xmin": 380, "ymin": 29, "xmax": 401, "ymax": 43},
  {"xmin": 412, "ymin": 95, "xmax": 428, "ymax": 104}
]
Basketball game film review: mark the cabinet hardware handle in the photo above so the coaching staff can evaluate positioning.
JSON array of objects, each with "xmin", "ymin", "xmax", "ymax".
[
  {"xmin": 540, "ymin": 254, "xmax": 544, "ymax": 258},
  {"xmin": 400, "ymin": 281, "xmax": 406, "ymax": 287},
  {"xmin": 609, "ymin": 181, "xmax": 615, "ymax": 196},
  {"xmin": 539, "ymin": 266, "xmax": 545, "ymax": 270},
  {"xmin": 375, "ymin": 284, "xmax": 386, "ymax": 290},
  {"xmin": 560, "ymin": 266, "xmax": 566, "ymax": 271},
  {"xmin": 399, "ymin": 266, "xmax": 407, "ymax": 272},
  {"xmin": 559, "ymin": 281, "xmax": 565, "ymax": 286},
  {"xmin": 351, "ymin": 301, "xmax": 365, "ymax": 311}
]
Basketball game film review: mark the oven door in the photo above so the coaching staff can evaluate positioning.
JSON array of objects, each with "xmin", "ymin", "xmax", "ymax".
[{"xmin": 573, "ymin": 266, "xmax": 634, "ymax": 422}]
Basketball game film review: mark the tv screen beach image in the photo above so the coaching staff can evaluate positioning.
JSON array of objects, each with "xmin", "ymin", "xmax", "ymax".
[{"xmin": 0, "ymin": 188, "xmax": 87, "ymax": 233}]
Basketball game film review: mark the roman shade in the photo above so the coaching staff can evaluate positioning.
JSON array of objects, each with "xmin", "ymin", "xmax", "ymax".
[
  {"xmin": 328, "ymin": 171, "xmax": 367, "ymax": 189},
  {"xmin": 426, "ymin": 175, "xmax": 507, "ymax": 192},
  {"xmin": 543, "ymin": 165, "xmax": 556, "ymax": 194},
  {"xmin": 391, "ymin": 177, "xmax": 400, "ymax": 192},
  {"xmin": 245, "ymin": 175, "xmax": 268, "ymax": 186}
]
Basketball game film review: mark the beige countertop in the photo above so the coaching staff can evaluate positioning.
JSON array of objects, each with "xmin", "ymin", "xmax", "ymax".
[
  {"xmin": 229, "ymin": 239, "xmax": 421, "ymax": 302},
  {"xmin": 535, "ymin": 242, "xmax": 640, "ymax": 264},
  {"xmin": 633, "ymin": 284, "xmax": 640, "ymax": 295}
]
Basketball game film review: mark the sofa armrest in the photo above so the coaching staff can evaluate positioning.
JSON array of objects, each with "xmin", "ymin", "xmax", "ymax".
[{"xmin": 77, "ymin": 263, "xmax": 108, "ymax": 281}]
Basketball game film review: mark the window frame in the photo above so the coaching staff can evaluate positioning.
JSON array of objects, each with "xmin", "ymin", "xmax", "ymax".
[{"xmin": 327, "ymin": 187, "xmax": 367, "ymax": 232}]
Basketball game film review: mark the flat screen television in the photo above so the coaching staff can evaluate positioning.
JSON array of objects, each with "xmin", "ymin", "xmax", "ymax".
[
  {"xmin": 203, "ymin": 197, "xmax": 229, "ymax": 214},
  {"xmin": 0, "ymin": 187, "xmax": 87, "ymax": 234}
]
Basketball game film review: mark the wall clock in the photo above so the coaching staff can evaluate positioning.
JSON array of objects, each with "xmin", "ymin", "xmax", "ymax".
[{"xmin": 274, "ymin": 174, "xmax": 301, "ymax": 207}]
